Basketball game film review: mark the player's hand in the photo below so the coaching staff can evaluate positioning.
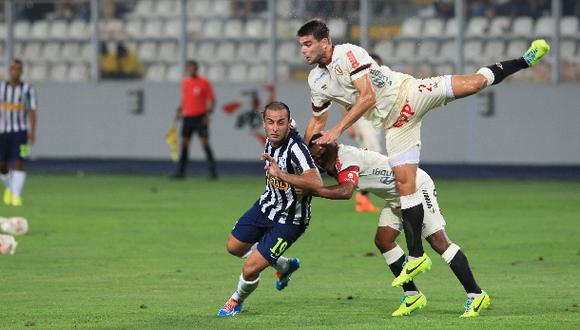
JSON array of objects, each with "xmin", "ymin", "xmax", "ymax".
[
  {"xmin": 261, "ymin": 153, "xmax": 282, "ymax": 178},
  {"xmin": 314, "ymin": 127, "xmax": 341, "ymax": 144}
]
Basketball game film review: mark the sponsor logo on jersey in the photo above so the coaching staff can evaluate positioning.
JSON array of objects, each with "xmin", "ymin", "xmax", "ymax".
[
  {"xmin": 422, "ymin": 189, "xmax": 433, "ymax": 210},
  {"xmin": 393, "ymin": 100, "xmax": 415, "ymax": 128},
  {"xmin": 369, "ymin": 68, "xmax": 391, "ymax": 88},
  {"xmin": 346, "ymin": 50, "xmax": 360, "ymax": 69},
  {"xmin": 268, "ymin": 174, "xmax": 290, "ymax": 191}
]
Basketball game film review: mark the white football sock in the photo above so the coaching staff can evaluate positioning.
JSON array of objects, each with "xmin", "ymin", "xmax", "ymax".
[
  {"xmin": 404, "ymin": 290, "xmax": 419, "ymax": 296},
  {"xmin": 467, "ymin": 292, "xmax": 484, "ymax": 299},
  {"xmin": 11, "ymin": 171, "xmax": 26, "ymax": 197},
  {"xmin": 382, "ymin": 245, "xmax": 405, "ymax": 265},
  {"xmin": 441, "ymin": 243, "xmax": 461, "ymax": 264},
  {"xmin": 241, "ymin": 243, "xmax": 258, "ymax": 259},
  {"xmin": 230, "ymin": 273, "xmax": 260, "ymax": 303},
  {"xmin": 273, "ymin": 256, "xmax": 289, "ymax": 274},
  {"xmin": 0, "ymin": 172, "xmax": 11, "ymax": 189}
]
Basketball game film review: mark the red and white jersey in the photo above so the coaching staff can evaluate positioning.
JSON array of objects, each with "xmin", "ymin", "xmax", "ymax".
[
  {"xmin": 308, "ymin": 43, "xmax": 412, "ymax": 127},
  {"xmin": 335, "ymin": 144, "xmax": 431, "ymax": 206}
]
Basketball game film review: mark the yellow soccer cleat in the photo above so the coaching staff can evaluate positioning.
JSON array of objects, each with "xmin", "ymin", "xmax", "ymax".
[
  {"xmin": 460, "ymin": 291, "xmax": 491, "ymax": 318},
  {"xmin": 391, "ymin": 292, "xmax": 427, "ymax": 317},
  {"xmin": 11, "ymin": 196, "xmax": 22, "ymax": 207},
  {"xmin": 3, "ymin": 188, "xmax": 12, "ymax": 205},
  {"xmin": 523, "ymin": 39, "xmax": 550, "ymax": 66},
  {"xmin": 392, "ymin": 253, "xmax": 432, "ymax": 287}
]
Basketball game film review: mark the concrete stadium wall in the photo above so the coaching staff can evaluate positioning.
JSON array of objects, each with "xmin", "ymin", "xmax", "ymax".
[{"xmin": 33, "ymin": 81, "xmax": 580, "ymax": 165}]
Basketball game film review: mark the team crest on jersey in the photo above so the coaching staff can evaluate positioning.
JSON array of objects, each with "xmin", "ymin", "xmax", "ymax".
[
  {"xmin": 268, "ymin": 174, "xmax": 290, "ymax": 191},
  {"xmin": 334, "ymin": 64, "xmax": 344, "ymax": 75}
]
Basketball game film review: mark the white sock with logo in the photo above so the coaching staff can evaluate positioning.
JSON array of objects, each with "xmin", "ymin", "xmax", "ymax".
[
  {"xmin": 230, "ymin": 273, "xmax": 260, "ymax": 303},
  {"xmin": 0, "ymin": 172, "xmax": 11, "ymax": 189},
  {"xmin": 273, "ymin": 256, "xmax": 289, "ymax": 274},
  {"xmin": 11, "ymin": 171, "xmax": 26, "ymax": 197}
]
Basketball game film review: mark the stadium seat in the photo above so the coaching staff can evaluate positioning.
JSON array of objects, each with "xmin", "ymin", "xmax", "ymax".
[
  {"xmin": 202, "ymin": 20, "xmax": 224, "ymax": 38},
  {"xmin": 0, "ymin": 23, "xmax": 5, "ymax": 38},
  {"xmin": 68, "ymin": 63, "xmax": 89, "ymax": 81},
  {"xmin": 416, "ymin": 41, "xmax": 439, "ymax": 61},
  {"xmin": 22, "ymin": 42, "xmax": 43, "ymax": 61},
  {"xmin": 561, "ymin": 17, "xmax": 579, "ymax": 37},
  {"xmin": 137, "ymin": 41, "xmax": 159, "ymax": 62},
  {"xmin": 373, "ymin": 40, "xmax": 395, "ymax": 62},
  {"xmin": 50, "ymin": 20, "xmax": 68, "ymax": 40},
  {"xmin": 143, "ymin": 20, "xmax": 165, "ymax": 38},
  {"xmin": 276, "ymin": 0, "xmax": 293, "ymax": 19},
  {"xmin": 482, "ymin": 40, "xmax": 505, "ymax": 62},
  {"xmin": 400, "ymin": 17, "xmax": 423, "ymax": 38},
  {"xmin": 216, "ymin": 42, "xmax": 237, "ymax": 62},
  {"xmin": 444, "ymin": 18, "xmax": 458, "ymax": 37},
  {"xmin": 186, "ymin": 42, "xmax": 196, "ymax": 58},
  {"xmin": 100, "ymin": 19, "xmax": 123, "ymax": 39},
  {"xmin": 207, "ymin": 64, "xmax": 226, "ymax": 82},
  {"xmin": 464, "ymin": 40, "xmax": 484, "ymax": 66},
  {"xmin": 224, "ymin": 19, "xmax": 244, "ymax": 38},
  {"xmin": 506, "ymin": 40, "xmax": 528, "ymax": 59},
  {"xmin": 393, "ymin": 41, "xmax": 415, "ymax": 63},
  {"xmin": 237, "ymin": 42, "xmax": 257, "ymax": 62},
  {"xmin": 197, "ymin": 42, "xmax": 217, "ymax": 63},
  {"xmin": 133, "ymin": 0, "xmax": 155, "ymax": 18},
  {"xmin": 423, "ymin": 18, "xmax": 445, "ymax": 38},
  {"xmin": 79, "ymin": 42, "xmax": 93, "ymax": 61},
  {"xmin": 69, "ymin": 20, "xmax": 89, "ymax": 40},
  {"xmin": 248, "ymin": 64, "xmax": 267, "ymax": 82},
  {"xmin": 50, "ymin": 63, "xmax": 69, "ymax": 82},
  {"xmin": 488, "ymin": 17, "xmax": 510, "ymax": 36},
  {"xmin": 125, "ymin": 20, "xmax": 143, "ymax": 38},
  {"xmin": 164, "ymin": 19, "xmax": 180, "ymax": 38},
  {"xmin": 278, "ymin": 41, "xmax": 300, "ymax": 65},
  {"xmin": 466, "ymin": 17, "xmax": 488, "ymax": 37},
  {"xmin": 13, "ymin": 42, "xmax": 25, "ymax": 58},
  {"xmin": 229, "ymin": 64, "xmax": 248, "ymax": 83},
  {"xmin": 278, "ymin": 19, "xmax": 301, "ymax": 38},
  {"xmin": 245, "ymin": 19, "xmax": 265, "ymax": 38},
  {"xmin": 213, "ymin": 0, "xmax": 232, "ymax": 18},
  {"xmin": 561, "ymin": 41, "xmax": 579, "ymax": 63},
  {"xmin": 146, "ymin": 64, "xmax": 166, "ymax": 81},
  {"xmin": 535, "ymin": 16, "xmax": 554, "ymax": 37},
  {"xmin": 512, "ymin": 17, "xmax": 534, "ymax": 38},
  {"xmin": 166, "ymin": 64, "xmax": 182, "ymax": 82},
  {"xmin": 155, "ymin": 0, "xmax": 177, "ymax": 17},
  {"xmin": 186, "ymin": 19, "xmax": 203, "ymax": 36},
  {"xmin": 190, "ymin": 0, "xmax": 212, "ymax": 18},
  {"xmin": 14, "ymin": 21, "xmax": 30, "ymax": 40},
  {"xmin": 434, "ymin": 41, "xmax": 456, "ymax": 64},
  {"xmin": 432, "ymin": 63, "xmax": 454, "ymax": 76},
  {"xmin": 253, "ymin": 42, "xmax": 272, "ymax": 64},
  {"xmin": 30, "ymin": 20, "xmax": 50, "ymax": 39},
  {"xmin": 158, "ymin": 41, "xmax": 178, "ymax": 63},
  {"xmin": 328, "ymin": 19, "xmax": 347, "ymax": 39},
  {"xmin": 61, "ymin": 43, "xmax": 80, "ymax": 60},
  {"xmin": 29, "ymin": 64, "xmax": 49, "ymax": 82},
  {"xmin": 43, "ymin": 42, "xmax": 61, "ymax": 62},
  {"xmin": 277, "ymin": 65, "xmax": 290, "ymax": 81}
]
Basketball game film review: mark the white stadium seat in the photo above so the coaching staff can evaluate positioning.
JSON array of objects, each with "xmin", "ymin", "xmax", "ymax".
[
  {"xmin": 29, "ymin": 64, "xmax": 49, "ymax": 82},
  {"xmin": 202, "ymin": 20, "xmax": 223, "ymax": 38},
  {"xmin": 482, "ymin": 40, "xmax": 505, "ymax": 62},
  {"xmin": 207, "ymin": 64, "xmax": 226, "ymax": 82},
  {"xmin": 252, "ymin": 42, "xmax": 271, "ymax": 64},
  {"xmin": 423, "ymin": 18, "xmax": 445, "ymax": 38},
  {"xmin": 146, "ymin": 64, "xmax": 166, "ymax": 81},
  {"xmin": 466, "ymin": 17, "xmax": 488, "ymax": 37},
  {"xmin": 535, "ymin": 16, "xmax": 554, "ymax": 37},
  {"xmin": 155, "ymin": 0, "xmax": 177, "ymax": 17},
  {"xmin": 30, "ymin": 20, "xmax": 50, "ymax": 39},
  {"xmin": 164, "ymin": 19, "xmax": 180, "ymax": 38},
  {"xmin": 506, "ymin": 40, "xmax": 528, "ymax": 59},
  {"xmin": 143, "ymin": 20, "xmax": 165, "ymax": 38},
  {"xmin": 158, "ymin": 41, "xmax": 178, "ymax": 63},
  {"xmin": 137, "ymin": 41, "xmax": 159, "ymax": 62},
  {"xmin": 43, "ymin": 42, "xmax": 61, "ymax": 62},
  {"xmin": 248, "ymin": 65, "xmax": 267, "ymax": 82},
  {"xmin": 245, "ymin": 19, "xmax": 265, "ymax": 38},
  {"xmin": 228, "ymin": 64, "xmax": 248, "ymax": 83},
  {"xmin": 22, "ymin": 42, "xmax": 42, "ymax": 61},
  {"xmin": 393, "ymin": 41, "xmax": 415, "ymax": 62},
  {"xmin": 278, "ymin": 19, "xmax": 301, "ymax": 38},
  {"xmin": 186, "ymin": 19, "xmax": 203, "ymax": 36},
  {"xmin": 68, "ymin": 63, "xmax": 89, "ymax": 81},
  {"xmin": 432, "ymin": 64, "xmax": 454, "ymax": 76},
  {"xmin": 512, "ymin": 17, "xmax": 534, "ymax": 37},
  {"xmin": 125, "ymin": 20, "xmax": 143, "ymax": 38},
  {"xmin": 50, "ymin": 63, "xmax": 69, "ymax": 82},
  {"xmin": 416, "ymin": 41, "xmax": 439, "ymax": 61},
  {"xmin": 79, "ymin": 42, "xmax": 93, "ymax": 61},
  {"xmin": 61, "ymin": 43, "xmax": 80, "ymax": 60},
  {"xmin": 190, "ymin": 1, "xmax": 212, "ymax": 18},
  {"xmin": 444, "ymin": 18, "xmax": 458, "ymax": 37},
  {"xmin": 224, "ymin": 19, "xmax": 244, "ymax": 38},
  {"xmin": 14, "ymin": 21, "xmax": 31, "ymax": 40},
  {"xmin": 216, "ymin": 42, "xmax": 236, "ymax": 62},
  {"xmin": 434, "ymin": 41, "xmax": 456, "ymax": 64},
  {"xmin": 373, "ymin": 40, "xmax": 395, "ymax": 61},
  {"xmin": 277, "ymin": 65, "xmax": 290, "ymax": 81},
  {"xmin": 166, "ymin": 64, "xmax": 182, "ymax": 82},
  {"xmin": 561, "ymin": 17, "xmax": 579, "ymax": 37},
  {"xmin": 400, "ymin": 17, "xmax": 423, "ymax": 38},
  {"xmin": 237, "ymin": 42, "xmax": 257, "ymax": 62},
  {"xmin": 49, "ymin": 20, "xmax": 68, "ymax": 40},
  {"xmin": 69, "ymin": 20, "xmax": 90, "ymax": 40},
  {"xmin": 561, "ymin": 41, "xmax": 579, "ymax": 62},
  {"xmin": 278, "ymin": 41, "xmax": 300, "ymax": 65},
  {"xmin": 186, "ymin": 42, "xmax": 196, "ymax": 58},
  {"xmin": 133, "ymin": 0, "xmax": 155, "ymax": 17},
  {"xmin": 328, "ymin": 19, "xmax": 347, "ymax": 39},
  {"xmin": 212, "ymin": 0, "xmax": 232, "ymax": 18},
  {"xmin": 464, "ymin": 40, "xmax": 484, "ymax": 65},
  {"xmin": 488, "ymin": 17, "xmax": 510, "ymax": 36},
  {"xmin": 0, "ymin": 23, "xmax": 5, "ymax": 39},
  {"xmin": 197, "ymin": 42, "xmax": 217, "ymax": 63}
]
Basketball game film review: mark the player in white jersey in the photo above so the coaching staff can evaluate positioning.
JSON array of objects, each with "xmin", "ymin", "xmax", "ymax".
[
  {"xmin": 297, "ymin": 19, "xmax": 550, "ymax": 285},
  {"xmin": 0, "ymin": 59, "xmax": 38, "ymax": 207},
  {"xmin": 265, "ymin": 133, "xmax": 490, "ymax": 317}
]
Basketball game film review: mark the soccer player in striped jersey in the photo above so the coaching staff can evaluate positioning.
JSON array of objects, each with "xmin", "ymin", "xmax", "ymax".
[
  {"xmin": 297, "ymin": 19, "xmax": 549, "ymax": 286},
  {"xmin": 217, "ymin": 101, "xmax": 322, "ymax": 317},
  {"xmin": 0, "ymin": 59, "xmax": 37, "ymax": 207},
  {"xmin": 270, "ymin": 134, "xmax": 489, "ymax": 317}
]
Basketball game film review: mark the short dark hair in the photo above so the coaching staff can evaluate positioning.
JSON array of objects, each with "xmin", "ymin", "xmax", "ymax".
[
  {"xmin": 297, "ymin": 19, "xmax": 329, "ymax": 41},
  {"xmin": 308, "ymin": 132, "xmax": 324, "ymax": 148},
  {"xmin": 263, "ymin": 101, "xmax": 291, "ymax": 120},
  {"xmin": 12, "ymin": 58, "xmax": 23, "ymax": 66},
  {"xmin": 369, "ymin": 53, "xmax": 383, "ymax": 66},
  {"xmin": 186, "ymin": 60, "xmax": 198, "ymax": 67}
]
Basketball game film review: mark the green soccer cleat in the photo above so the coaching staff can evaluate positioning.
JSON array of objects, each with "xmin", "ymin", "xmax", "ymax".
[
  {"xmin": 523, "ymin": 39, "xmax": 550, "ymax": 66},
  {"xmin": 391, "ymin": 292, "xmax": 427, "ymax": 317},
  {"xmin": 11, "ymin": 196, "xmax": 22, "ymax": 207},
  {"xmin": 391, "ymin": 253, "xmax": 432, "ymax": 287},
  {"xmin": 460, "ymin": 291, "xmax": 491, "ymax": 318},
  {"xmin": 3, "ymin": 189, "xmax": 11, "ymax": 205}
]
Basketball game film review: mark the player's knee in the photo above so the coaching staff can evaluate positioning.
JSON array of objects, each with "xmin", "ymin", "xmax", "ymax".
[
  {"xmin": 226, "ymin": 240, "xmax": 244, "ymax": 257},
  {"xmin": 374, "ymin": 232, "xmax": 397, "ymax": 253},
  {"xmin": 426, "ymin": 230, "xmax": 450, "ymax": 255}
]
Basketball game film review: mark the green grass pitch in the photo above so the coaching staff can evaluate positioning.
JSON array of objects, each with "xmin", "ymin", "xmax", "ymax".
[{"xmin": 2, "ymin": 174, "xmax": 580, "ymax": 329}]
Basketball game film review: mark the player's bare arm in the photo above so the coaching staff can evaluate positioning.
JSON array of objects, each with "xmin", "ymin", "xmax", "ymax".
[
  {"xmin": 311, "ymin": 181, "xmax": 356, "ymax": 200},
  {"xmin": 314, "ymin": 74, "xmax": 375, "ymax": 144},
  {"xmin": 261, "ymin": 153, "xmax": 322, "ymax": 191},
  {"xmin": 304, "ymin": 110, "xmax": 329, "ymax": 143},
  {"xmin": 27, "ymin": 109, "xmax": 37, "ymax": 145}
]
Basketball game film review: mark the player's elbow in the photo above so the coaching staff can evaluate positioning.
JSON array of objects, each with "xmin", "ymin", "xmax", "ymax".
[{"xmin": 362, "ymin": 91, "xmax": 376, "ymax": 109}]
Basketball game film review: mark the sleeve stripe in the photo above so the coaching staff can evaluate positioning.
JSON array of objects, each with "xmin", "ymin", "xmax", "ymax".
[
  {"xmin": 350, "ymin": 63, "xmax": 371, "ymax": 76},
  {"xmin": 312, "ymin": 101, "xmax": 331, "ymax": 113}
]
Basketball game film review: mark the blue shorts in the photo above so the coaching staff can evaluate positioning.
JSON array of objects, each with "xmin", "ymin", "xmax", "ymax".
[
  {"xmin": 0, "ymin": 131, "xmax": 29, "ymax": 162},
  {"xmin": 232, "ymin": 202, "xmax": 307, "ymax": 265}
]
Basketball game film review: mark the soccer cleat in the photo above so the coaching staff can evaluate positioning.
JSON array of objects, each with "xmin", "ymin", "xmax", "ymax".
[
  {"xmin": 217, "ymin": 298, "xmax": 243, "ymax": 317},
  {"xmin": 391, "ymin": 292, "xmax": 427, "ymax": 317},
  {"xmin": 523, "ymin": 39, "xmax": 550, "ymax": 66},
  {"xmin": 11, "ymin": 196, "xmax": 22, "ymax": 207},
  {"xmin": 274, "ymin": 258, "xmax": 300, "ymax": 291},
  {"xmin": 392, "ymin": 253, "xmax": 432, "ymax": 287},
  {"xmin": 355, "ymin": 192, "xmax": 380, "ymax": 213},
  {"xmin": 460, "ymin": 291, "xmax": 491, "ymax": 318},
  {"xmin": 3, "ymin": 189, "xmax": 11, "ymax": 205}
]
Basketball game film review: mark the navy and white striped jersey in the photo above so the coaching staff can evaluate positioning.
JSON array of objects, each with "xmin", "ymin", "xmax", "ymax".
[
  {"xmin": 0, "ymin": 80, "xmax": 37, "ymax": 133},
  {"xmin": 259, "ymin": 129, "xmax": 316, "ymax": 225}
]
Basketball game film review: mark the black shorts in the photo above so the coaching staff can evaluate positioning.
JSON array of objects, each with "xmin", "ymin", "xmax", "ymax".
[
  {"xmin": 0, "ymin": 131, "xmax": 29, "ymax": 162},
  {"xmin": 181, "ymin": 114, "xmax": 208, "ymax": 139}
]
